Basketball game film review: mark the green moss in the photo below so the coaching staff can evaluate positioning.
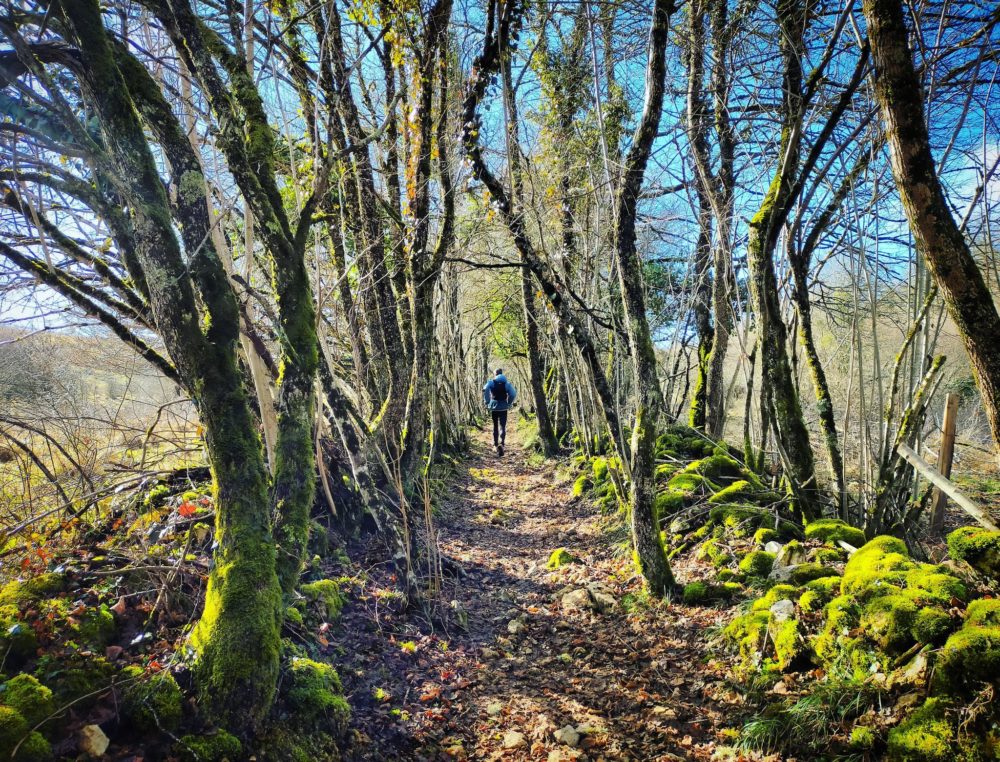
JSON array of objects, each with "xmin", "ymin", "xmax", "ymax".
[
  {"xmin": 698, "ymin": 538, "xmax": 734, "ymax": 568},
  {"xmin": 286, "ymin": 658, "xmax": 350, "ymax": 734},
  {"xmin": 546, "ymin": 548, "xmax": 579, "ymax": 569},
  {"xmin": 679, "ymin": 453, "xmax": 744, "ymax": 483},
  {"xmin": 0, "ymin": 675, "xmax": 53, "ymax": 729},
  {"xmin": 860, "ymin": 594, "xmax": 918, "ymax": 651},
  {"xmin": 37, "ymin": 655, "xmax": 116, "ymax": 709},
  {"xmin": 654, "ymin": 463, "xmax": 678, "ymax": 481},
  {"xmin": 842, "ymin": 536, "xmax": 912, "ymax": 598},
  {"xmin": 814, "ymin": 595, "xmax": 860, "ymax": 663},
  {"xmin": 177, "ymin": 730, "xmax": 242, "ymax": 761},
  {"xmin": 285, "ymin": 606, "xmax": 304, "ymax": 626},
  {"xmin": 0, "ymin": 606, "xmax": 37, "ymax": 663},
  {"xmin": 804, "ymin": 518, "xmax": 866, "ymax": 548},
  {"xmin": 886, "ymin": 698, "xmax": 953, "ymax": 762},
  {"xmin": 717, "ymin": 569, "xmax": 739, "ymax": 582},
  {"xmin": 707, "ymin": 480, "xmax": 780, "ymax": 506},
  {"xmin": 812, "ymin": 548, "xmax": 844, "ymax": 565},
  {"xmin": 965, "ymin": 598, "xmax": 1000, "ymax": 628},
  {"xmin": 143, "ymin": 483, "xmax": 171, "ymax": 511},
  {"xmin": 120, "ymin": 666, "xmax": 182, "ymax": 732},
  {"xmin": 682, "ymin": 581, "xmax": 740, "ymax": 604},
  {"xmin": 946, "ymin": 526, "xmax": 1000, "ymax": 577},
  {"xmin": 0, "ymin": 575, "xmax": 65, "ymax": 609},
  {"xmin": 738, "ymin": 551, "xmax": 776, "ymax": 578},
  {"xmin": 850, "ymin": 724, "xmax": 876, "ymax": 750},
  {"xmin": 592, "ymin": 456, "xmax": 609, "ymax": 483},
  {"xmin": 771, "ymin": 618, "xmax": 804, "ymax": 670},
  {"xmin": 301, "ymin": 580, "xmax": 343, "ymax": 621},
  {"xmin": 572, "ymin": 474, "xmax": 591, "ymax": 498},
  {"xmin": 667, "ymin": 472, "xmax": 718, "ymax": 497},
  {"xmin": 752, "ymin": 585, "xmax": 799, "ymax": 612},
  {"xmin": 753, "ymin": 528, "xmax": 778, "ymax": 546},
  {"xmin": 933, "ymin": 624, "xmax": 1000, "ymax": 695},
  {"xmin": 911, "ymin": 607, "xmax": 952, "ymax": 644},
  {"xmin": 904, "ymin": 569, "xmax": 968, "ymax": 605},
  {"xmin": 74, "ymin": 604, "xmax": 116, "ymax": 648},
  {"xmin": 0, "ymin": 705, "xmax": 51, "ymax": 761},
  {"xmin": 723, "ymin": 610, "xmax": 772, "ymax": 674},
  {"xmin": 788, "ymin": 563, "xmax": 839, "ymax": 585},
  {"xmin": 653, "ymin": 491, "xmax": 685, "ymax": 516}
]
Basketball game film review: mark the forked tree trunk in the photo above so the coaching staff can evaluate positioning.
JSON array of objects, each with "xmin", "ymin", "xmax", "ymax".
[{"xmin": 862, "ymin": 0, "xmax": 1000, "ymax": 464}]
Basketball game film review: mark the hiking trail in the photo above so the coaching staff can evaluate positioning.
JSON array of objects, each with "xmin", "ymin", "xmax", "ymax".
[{"xmin": 338, "ymin": 421, "xmax": 744, "ymax": 761}]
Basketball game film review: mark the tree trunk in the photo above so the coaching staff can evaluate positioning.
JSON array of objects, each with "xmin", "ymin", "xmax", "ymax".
[
  {"xmin": 744, "ymin": 0, "xmax": 818, "ymax": 521},
  {"xmin": 862, "ymin": 0, "xmax": 1000, "ymax": 463}
]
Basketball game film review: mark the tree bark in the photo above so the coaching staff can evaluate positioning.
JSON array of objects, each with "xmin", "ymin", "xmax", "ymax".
[{"xmin": 862, "ymin": 0, "xmax": 1000, "ymax": 463}]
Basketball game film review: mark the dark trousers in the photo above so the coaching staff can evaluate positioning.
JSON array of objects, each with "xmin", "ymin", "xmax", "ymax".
[{"xmin": 491, "ymin": 410, "xmax": 508, "ymax": 447}]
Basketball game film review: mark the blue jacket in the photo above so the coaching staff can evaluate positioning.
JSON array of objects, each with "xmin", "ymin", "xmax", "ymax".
[{"xmin": 483, "ymin": 374, "xmax": 517, "ymax": 411}]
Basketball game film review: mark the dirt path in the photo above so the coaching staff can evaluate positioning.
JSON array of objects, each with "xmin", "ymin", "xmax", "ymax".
[{"xmin": 339, "ymin": 421, "xmax": 744, "ymax": 761}]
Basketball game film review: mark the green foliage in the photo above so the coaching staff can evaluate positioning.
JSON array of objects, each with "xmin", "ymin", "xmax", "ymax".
[
  {"xmin": 753, "ymin": 527, "xmax": 778, "ymax": 546},
  {"xmin": 120, "ymin": 666, "xmax": 183, "ymax": 732},
  {"xmin": 788, "ymin": 563, "xmax": 839, "ymax": 586},
  {"xmin": 804, "ymin": 518, "xmax": 866, "ymax": 548},
  {"xmin": 947, "ymin": 526, "xmax": 1000, "ymax": 577},
  {"xmin": 738, "ymin": 551, "xmax": 775, "ymax": 578},
  {"xmin": 177, "ymin": 730, "xmax": 242, "ymax": 762},
  {"xmin": 0, "ymin": 606, "xmax": 37, "ymax": 663},
  {"xmin": 300, "ymin": 580, "xmax": 343, "ymax": 621},
  {"xmin": 546, "ymin": 548, "xmax": 579, "ymax": 569},
  {"xmin": 0, "ymin": 674, "xmax": 53, "ymax": 729}
]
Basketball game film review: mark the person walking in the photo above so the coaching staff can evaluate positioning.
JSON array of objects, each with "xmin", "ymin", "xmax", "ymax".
[{"xmin": 483, "ymin": 368, "xmax": 517, "ymax": 456}]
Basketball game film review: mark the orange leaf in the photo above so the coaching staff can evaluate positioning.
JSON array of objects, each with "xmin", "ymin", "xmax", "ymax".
[{"xmin": 178, "ymin": 502, "xmax": 198, "ymax": 518}]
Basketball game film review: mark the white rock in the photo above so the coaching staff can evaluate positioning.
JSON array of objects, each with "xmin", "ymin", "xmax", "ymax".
[
  {"xmin": 503, "ymin": 730, "xmax": 527, "ymax": 749},
  {"xmin": 79, "ymin": 725, "xmax": 110, "ymax": 758},
  {"xmin": 774, "ymin": 543, "xmax": 806, "ymax": 568},
  {"xmin": 769, "ymin": 599, "xmax": 796, "ymax": 622},
  {"xmin": 764, "ymin": 541, "xmax": 783, "ymax": 554},
  {"xmin": 555, "ymin": 724, "xmax": 581, "ymax": 747},
  {"xmin": 768, "ymin": 563, "xmax": 798, "ymax": 583}
]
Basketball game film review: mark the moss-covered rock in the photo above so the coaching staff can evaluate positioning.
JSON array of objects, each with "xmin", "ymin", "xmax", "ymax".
[
  {"xmin": 850, "ymin": 724, "xmax": 877, "ymax": 751},
  {"xmin": 965, "ymin": 598, "xmax": 1000, "ymax": 628},
  {"xmin": 667, "ymin": 472, "xmax": 719, "ymax": 497},
  {"xmin": 678, "ymin": 453, "xmax": 745, "ymax": 484},
  {"xmin": 933, "ymin": 624, "xmax": 1000, "ymax": 695},
  {"xmin": 546, "ymin": 548, "xmax": 580, "ymax": 569},
  {"xmin": 946, "ymin": 526, "xmax": 1000, "ymax": 577},
  {"xmin": 738, "ymin": 551, "xmax": 776, "ymax": 578},
  {"xmin": 120, "ymin": 666, "xmax": 183, "ymax": 732},
  {"xmin": 0, "ymin": 705, "xmax": 51, "ymax": 761},
  {"xmin": 653, "ymin": 491, "xmax": 685, "ymax": 517},
  {"xmin": 814, "ymin": 595, "xmax": 861, "ymax": 663},
  {"xmin": 788, "ymin": 563, "xmax": 839, "ymax": 586},
  {"xmin": 286, "ymin": 658, "xmax": 350, "ymax": 734},
  {"xmin": 810, "ymin": 547, "xmax": 845, "ymax": 566},
  {"xmin": 886, "ymin": 698, "xmax": 953, "ymax": 762},
  {"xmin": 723, "ymin": 610, "xmax": 771, "ymax": 674},
  {"xmin": 751, "ymin": 585, "xmax": 799, "ymax": 612},
  {"xmin": 300, "ymin": 580, "xmax": 343, "ymax": 621},
  {"xmin": 860, "ymin": 594, "xmax": 918, "ymax": 652},
  {"xmin": 804, "ymin": 518, "xmax": 866, "ymax": 548},
  {"xmin": 770, "ymin": 618, "xmax": 804, "ymax": 671},
  {"xmin": 911, "ymin": 607, "xmax": 952, "ymax": 644},
  {"xmin": 753, "ymin": 527, "xmax": 778, "ymax": 546},
  {"xmin": 841, "ymin": 535, "xmax": 911, "ymax": 598},
  {"xmin": 571, "ymin": 474, "xmax": 590, "ymax": 498},
  {"xmin": 682, "ymin": 581, "xmax": 741, "ymax": 604},
  {"xmin": 903, "ymin": 569, "xmax": 968, "ymax": 605},
  {"xmin": 592, "ymin": 457, "xmax": 610, "ymax": 483},
  {"xmin": 0, "ymin": 674, "xmax": 53, "ymax": 729},
  {"xmin": 798, "ymin": 576, "xmax": 841, "ymax": 613},
  {"xmin": 0, "ymin": 575, "xmax": 65, "ymax": 609},
  {"xmin": 697, "ymin": 538, "xmax": 734, "ymax": 568},
  {"xmin": 177, "ymin": 730, "xmax": 242, "ymax": 762},
  {"xmin": 0, "ymin": 606, "xmax": 37, "ymax": 663}
]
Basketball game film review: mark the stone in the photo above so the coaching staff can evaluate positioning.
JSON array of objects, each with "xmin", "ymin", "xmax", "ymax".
[
  {"xmin": 561, "ymin": 588, "xmax": 592, "ymax": 611},
  {"xmin": 585, "ymin": 583, "xmax": 617, "ymax": 613},
  {"xmin": 769, "ymin": 599, "xmax": 796, "ymax": 622},
  {"xmin": 502, "ymin": 730, "xmax": 527, "ymax": 749},
  {"xmin": 764, "ymin": 541, "xmax": 784, "ymax": 554},
  {"xmin": 555, "ymin": 724, "xmax": 581, "ymax": 747},
  {"xmin": 79, "ymin": 725, "xmax": 110, "ymax": 757},
  {"xmin": 486, "ymin": 701, "xmax": 503, "ymax": 716},
  {"xmin": 890, "ymin": 651, "xmax": 930, "ymax": 689},
  {"xmin": 507, "ymin": 619, "xmax": 526, "ymax": 636},
  {"xmin": 774, "ymin": 543, "xmax": 807, "ymax": 568}
]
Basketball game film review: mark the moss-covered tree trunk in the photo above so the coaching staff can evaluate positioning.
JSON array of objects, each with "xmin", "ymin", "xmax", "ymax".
[
  {"xmin": 57, "ymin": 0, "xmax": 282, "ymax": 731},
  {"xmin": 862, "ymin": 0, "xmax": 1000, "ymax": 463},
  {"xmin": 744, "ymin": 0, "xmax": 818, "ymax": 521},
  {"xmin": 612, "ymin": 0, "xmax": 677, "ymax": 596}
]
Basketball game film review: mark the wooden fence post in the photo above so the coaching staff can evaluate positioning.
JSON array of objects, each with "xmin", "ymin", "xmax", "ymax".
[{"xmin": 930, "ymin": 392, "xmax": 959, "ymax": 532}]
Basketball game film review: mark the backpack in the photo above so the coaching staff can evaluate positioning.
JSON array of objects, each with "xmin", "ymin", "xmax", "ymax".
[{"xmin": 491, "ymin": 378, "xmax": 508, "ymax": 403}]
